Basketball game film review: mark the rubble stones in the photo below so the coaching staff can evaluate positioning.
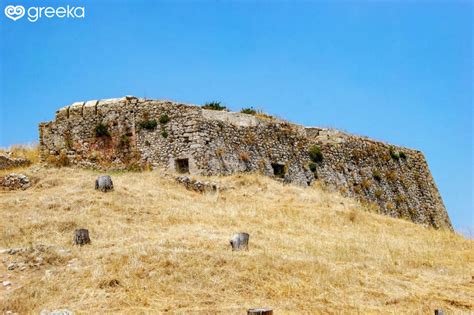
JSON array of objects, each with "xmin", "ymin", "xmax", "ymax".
[
  {"xmin": 175, "ymin": 176, "xmax": 219, "ymax": 193},
  {"xmin": 0, "ymin": 154, "xmax": 30, "ymax": 170},
  {"xmin": 0, "ymin": 173, "xmax": 31, "ymax": 190}
]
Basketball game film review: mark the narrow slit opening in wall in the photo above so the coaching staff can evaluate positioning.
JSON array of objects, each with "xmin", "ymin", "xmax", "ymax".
[
  {"xmin": 175, "ymin": 158, "xmax": 189, "ymax": 174},
  {"xmin": 271, "ymin": 163, "xmax": 285, "ymax": 178}
]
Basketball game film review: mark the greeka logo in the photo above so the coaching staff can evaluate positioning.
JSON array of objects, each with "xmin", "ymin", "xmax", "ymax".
[
  {"xmin": 4, "ymin": 5, "xmax": 24, "ymax": 21},
  {"xmin": 4, "ymin": 4, "xmax": 85, "ymax": 22}
]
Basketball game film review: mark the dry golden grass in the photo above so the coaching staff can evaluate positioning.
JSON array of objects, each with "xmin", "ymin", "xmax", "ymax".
[
  {"xmin": 0, "ymin": 143, "xmax": 39, "ymax": 165},
  {"xmin": 0, "ymin": 164, "xmax": 472, "ymax": 313}
]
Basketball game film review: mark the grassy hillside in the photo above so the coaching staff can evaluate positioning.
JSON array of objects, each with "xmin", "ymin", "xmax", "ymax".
[{"xmin": 0, "ymin": 162, "xmax": 473, "ymax": 313}]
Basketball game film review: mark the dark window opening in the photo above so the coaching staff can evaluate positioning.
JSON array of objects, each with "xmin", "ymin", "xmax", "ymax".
[
  {"xmin": 175, "ymin": 158, "xmax": 189, "ymax": 174},
  {"xmin": 271, "ymin": 163, "xmax": 285, "ymax": 178}
]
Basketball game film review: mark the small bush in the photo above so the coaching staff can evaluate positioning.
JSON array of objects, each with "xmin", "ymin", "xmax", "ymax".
[
  {"xmin": 395, "ymin": 195, "xmax": 406, "ymax": 205},
  {"xmin": 240, "ymin": 107, "xmax": 257, "ymax": 115},
  {"xmin": 139, "ymin": 119, "xmax": 158, "ymax": 130},
  {"xmin": 386, "ymin": 170, "xmax": 398, "ymax": 182},
  {"xmin": 308, "ymin": 162, "xmax": 317, "ymax": 173},
  {"xmin": 372, "ymin": 170, "xmax": 382, "ymax": 182},
  {"xmin": 159, "ymin": 114, "xmax": 170, "ymax": 124},
  {"xmin": 119, "ymin": 135, "xmax": 130, "ymax": 148},
  {"xmin": 95, "ymin": 123, "xmax": 110, "ymax": 137},
  {"xmin": 144, "ymin": 140, "xmax": 151, "ymax": 146},
  {"xmin": 375, "ymin": 189, "xmax": 383, "ymax": 198},
  {"xmin": 239, "ymin": 151, "xmax": 250, "ymax": 162},
  {"xmin": 353, "ymin": 185, "xmax": 362, "ymax": 194},
  {"xmin": 216, "ymin": 147, "xmax": 224, "ymax": 157},
  {"xmin": 202, "ymin": 101, "xmax": 226, "ymax": 111},
  {"xmin": 362, "ymin": 179, "xmax": 371, "ymax": 189},
  {"xmin": 255, "ymin": 111, "xmax": 276, "ymax": 120},
  {"xmin": 399, "ymin": 151, "xmax": 407, "ymax": 159},
  {"xmin": 161, "ymin": 130, "xmax": 168, "ymax": 138},
  {"xmin": 308, "ymin": 145, "xmax": 323, "ymax": 163},
  {"xmin": 389, "ymin": 148, "xmax": 400, "ymax": 161}
]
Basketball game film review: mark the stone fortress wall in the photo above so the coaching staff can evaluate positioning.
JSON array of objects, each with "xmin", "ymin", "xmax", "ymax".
[{"xmin": 39, "ymin": 96, "xmax": 452, "ymax": 229}]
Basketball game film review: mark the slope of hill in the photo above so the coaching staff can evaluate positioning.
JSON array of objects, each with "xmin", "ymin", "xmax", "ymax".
[{"xmin": 0, "ymin": 163, "xmax": 472, "ymax": 313}]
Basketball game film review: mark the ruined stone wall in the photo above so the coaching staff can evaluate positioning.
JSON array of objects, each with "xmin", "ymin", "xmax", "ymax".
[
  {"xmin": 307, "ymin": 129, "xmax": 451, "ymax": 229},
  {"xmin": 39, "ymin": 96, "xmax": 452, "ymax": 229}
]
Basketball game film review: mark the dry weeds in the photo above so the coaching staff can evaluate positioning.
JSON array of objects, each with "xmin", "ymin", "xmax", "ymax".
[{"xmin": 0, "ymin": 164, "xmax": 472, "ymax": 313}]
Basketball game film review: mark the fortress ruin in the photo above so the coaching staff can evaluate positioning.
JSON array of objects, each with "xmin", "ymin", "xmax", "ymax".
[{"xmin": 39, "ymin": 96, "xmax": 452, "ymax": 230}]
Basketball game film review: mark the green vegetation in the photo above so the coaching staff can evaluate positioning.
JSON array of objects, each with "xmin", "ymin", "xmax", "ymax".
[
  {"xmin": 159, "ymin": 114, "xmax": 170, "ymax": 124},
  {"xmin": 139, "ymin": 119, "xmax": 158, "ymax": 131},
  {"xmin": 95, "ymin": 123, "xmax": 110, "ymax": 137},
  {"xmin": 308, "ymin": 145, "xmax": 323, "ymax": 163},
  {"xmin": 374, "ymin": 189, "xmax": 383, "ymax": 199},
  {"xmin": 240, "ymin": 107, "xmax": 257, "ymax": 115},
  {"xmin": 202, "ymin": 101, "xmax": 226, "ymax": 111},
  {"xmin": 372, "ymin": 170, "xmax": 382, "ymax": 182},
  {"xmin": 389, "ymin": 148, "xmax": 400, "ymax": 161},
  {"xmin": 399, "ymin": 151, "xmax": 407, "ymax": 159},
  {"xmin": 161, "ymin": 130, "xmax": 168, "ymax": 138},
  {"xmin": 308, "ymin": 162, "xmax": 317, "ymax": 173},
  {"xmin": 119, "ymin": 135, "xmax": 130, "ymax": 148}
]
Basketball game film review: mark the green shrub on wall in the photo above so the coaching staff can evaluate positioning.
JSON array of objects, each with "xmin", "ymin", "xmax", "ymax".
[
  {"xmin": 372, "ymin": 170, "xmax": 382, "ymax": 182},
  {"xmin": 95, "ymin": 123, "xmax": 110, "ymax": 137},
  {"xmin": 139, "ymin": 119, "xmax": 158, "ymax": 130},
  {"xmin": 240, "ymin": 107, "xmax": 257, "ymax": 115},
  {"xmin": 308, "ymin": 145, "xmax": 323, "ymax": 163},
  {"xmin": 389, "ymin": 148, "xmax": 400, "ymax": 161},
  {"xmin": 159, "ymin": 114, "xmax": 170, "ymax": 124},
  {"xmin": 202, "ymin": 101, "xmax": 226, "ymax": 111}
]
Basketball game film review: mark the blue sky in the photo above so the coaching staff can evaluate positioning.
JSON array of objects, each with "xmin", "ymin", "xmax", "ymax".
[{"xmin": 0, "ymin": 0, "xmax": 472, "ymax": 233}]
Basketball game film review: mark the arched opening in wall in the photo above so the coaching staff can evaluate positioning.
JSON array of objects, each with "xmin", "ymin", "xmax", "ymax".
[
  {"xmin": 271, "ymin": 163, "xmax": 285, "ymax": 178},
  {"xmin": 175, "ymin": 158, "xmax": 189, "ymax": 174}
]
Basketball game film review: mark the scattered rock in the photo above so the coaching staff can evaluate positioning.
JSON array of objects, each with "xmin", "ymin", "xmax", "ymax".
[
  {"xmin": 73, "ymin": 229, "xmax": 91, "ymax": 246},
  {"xmin": 7, "ymin": 263, "xmax": 16, "ymax": 270},
  {"xmin": 95, "ymin": 175, "xmax": 113, "ymax": 192},
  {"xmin": 230, "ymin": 232, "xmax": 250, "ymax": 251},
  {"xmin": 0, "ymin": 154, "xmax": 30, "ymax": 170},
  {"xmin": 2, "ymin": 280, "xmax": 11, "ymax": 287},
  {"xmin": 175, "ymin": 176, "xmax": 219, "ymax": 193},
  {"xmin": 8, "ymin": 248, "xmax": 26, "ymax": 255},
  {"xmin": 0, "ymin": 173, "xmax": 31, "ymax": 190}
]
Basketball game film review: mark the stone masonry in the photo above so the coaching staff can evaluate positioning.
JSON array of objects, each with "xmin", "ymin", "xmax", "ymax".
[{"xmin": 39, "ymin": 96, "xmax": 452, "ymax": 229}]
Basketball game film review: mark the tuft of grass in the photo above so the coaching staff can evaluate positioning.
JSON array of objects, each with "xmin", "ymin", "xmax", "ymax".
[
  {"xmin": 202, "ymin": 101, "xmax": 226, "ymax": 111},
  {"xmin": 139, "ymin": 119, "xmax": 158, "ymax": 131},
  {"xmin": 308, "ymin": 145, "xmax": 323, "ymax": 163},
  {"xmin": 372, "ymin": 170, "xmax": 382, "ymax": 182},
  {"xmin": 159, "ymin": 114, "xmax": 170, "ymax": 124},
  {"xmin": 95, "ymin": 123, "xmax": 110, "ymax": 137},
  {"xmin": 239, "ymin": 151, "xmax": 250, "ymax": 162},
  {"xmin": 240, "ymin": 107, "xmax": 257, "ymax": 115},
  {"xmin": 389, "ymin": 147, "xmax": 400, "ymax": 161}
]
